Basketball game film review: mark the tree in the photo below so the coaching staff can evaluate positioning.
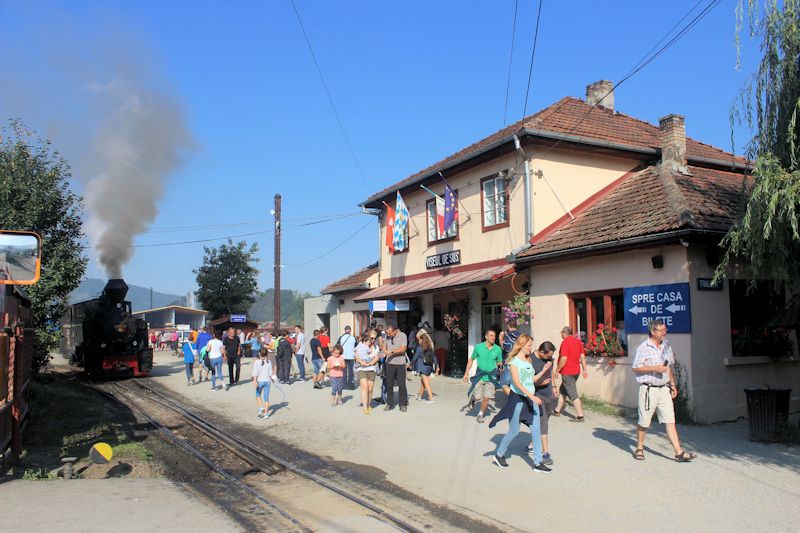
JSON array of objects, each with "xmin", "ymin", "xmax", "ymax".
[
  {"xmin": 248, "ymin": 288, "xmax": 311, "ymax": 326},
  {"xmin": 194, "ymin": 240, "xmax": 259, "ymax": 319},
  {"xmin": 717, "ymin": 1, "xmax": 800, "ymax": 292},
  {"xmin": 0, "ymin": 120, "xmax": 87, "ymax": 372}
]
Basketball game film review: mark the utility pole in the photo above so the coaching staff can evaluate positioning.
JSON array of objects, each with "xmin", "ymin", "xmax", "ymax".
[
  {"xmin": 150, "ymin": 286, "xmax": 153, "ymax": 310},
  {"xmin": 273, "ymin": 194, "xmax": 281, "ymax": 331}
]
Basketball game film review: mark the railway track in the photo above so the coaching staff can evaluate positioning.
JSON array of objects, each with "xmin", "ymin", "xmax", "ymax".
[{"xmin": 96, "ymin": 379, "xmax": 423, "ymax": 532}]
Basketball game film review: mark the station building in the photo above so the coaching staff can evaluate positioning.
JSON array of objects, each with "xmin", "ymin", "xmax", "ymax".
[
  {"xmin": 132, "ymin": 305, "xmax": 208, "ymax": 331},
  {"xmin": 314, "ymin": 80, "xmax": 799, "ymax": 422}
]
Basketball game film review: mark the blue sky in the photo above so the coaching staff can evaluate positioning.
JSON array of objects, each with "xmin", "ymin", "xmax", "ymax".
[{"xmin": 0, "ymin": 0, "xmax": 758, "ymax": 297}]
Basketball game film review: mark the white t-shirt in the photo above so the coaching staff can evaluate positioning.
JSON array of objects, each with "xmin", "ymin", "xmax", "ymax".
[
  {"xmin": 295, "ymin": 332, "xmax": 306, "ymax": 355},
  {"xmin": 207, "ymin": 338, "xmax": 224, "ymax": 359},
  {"xmin": 251, "ymin": 358, "xmax": 274, "ymax": 382}
]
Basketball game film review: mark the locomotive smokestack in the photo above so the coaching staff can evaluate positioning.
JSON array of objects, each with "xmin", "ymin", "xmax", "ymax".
[{"xmin": 103, "ymin": 278, "xmax": 129, "ymax": 304}]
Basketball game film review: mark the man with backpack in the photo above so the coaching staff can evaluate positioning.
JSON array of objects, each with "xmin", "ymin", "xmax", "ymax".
[{"xmin": 337, "ymin": 325, "xmax": 357, "ymax": 389}]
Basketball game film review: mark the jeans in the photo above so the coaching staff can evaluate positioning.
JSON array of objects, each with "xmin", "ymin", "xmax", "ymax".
[
  {"xmin": 184, "ymin": 363, "xmax": 194, "ymax": 381},
  {"xmin": 312, "ymin": 358, "xmax": 323, "ymax": 375},
  {"xmin": 295, "ymin": 354, "xmax": 306, "ymax": 380},
  {"xmin": 496, "ymin": 400, "xmax": 543, "ymax": 464},
  {"xmin": 227, "ymin": 356, "xmax": 241, "ymax": 385},
  {"xmin": 210, "ymin": 358, "xmax": 224, "ymax": 389},
  {"xmin": 256, "ymin": 381, "xmax": 271, "ymax": 401},
  {"xmin": 278, "ymin": 354, "xmax": 291, "ymax": 382},
  {"xmin": 344, "ymin": 359, "xmax": 355, "ymax": 388},
  {"xmin": 383, "ymin": 364, "xmax": 408, "ymax": 407},
  {"xmin": 330, "ymin": 376, "xmax": 344, "ymax": 396}
]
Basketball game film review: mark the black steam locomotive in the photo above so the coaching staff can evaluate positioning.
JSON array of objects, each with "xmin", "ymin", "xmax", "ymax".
[{"xmin": 61, "ymin": 279, "xmax": 152, "ymax": 378}]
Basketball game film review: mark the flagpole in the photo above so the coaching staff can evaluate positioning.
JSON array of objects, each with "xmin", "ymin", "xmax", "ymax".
[
  {"xmin": 419, "ymin": 184, "xmax": 442, "ymax": 199},
  {"xmin": 439, "ymin": 172, "xmax": 472, "ymax": 224}
]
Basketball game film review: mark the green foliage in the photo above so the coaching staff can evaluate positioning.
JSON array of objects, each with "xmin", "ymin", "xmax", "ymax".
[
  {"xmin": 672, "ymin": 360, "xmax": 695, "ymax": 424},
  {"xmin": 193, "ymin": 239, "xmax": 259, "ymax": 319},
  {"xmin": 22, "ymin": 468, "xmax": 58, "ymax": 481},
  {"xmin": 248, "ymin": 288, "xmax": 311, "ymax": 326},
  {"xmin": 0, "ymin": 120, "xmax": 87, "ymax": 373}
]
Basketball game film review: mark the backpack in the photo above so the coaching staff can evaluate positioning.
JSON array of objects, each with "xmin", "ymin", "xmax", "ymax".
[
  {"xmin": 422, "ymin": 349, "xmax": 435, "ymax": 366},
  {"xmin": 503, "ymin": 329, "xmax": 519, "ymax": 355}
]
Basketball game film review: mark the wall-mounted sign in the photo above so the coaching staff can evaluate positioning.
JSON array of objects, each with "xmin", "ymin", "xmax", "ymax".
[
  {"xmin": 369, "ymin": 300, "xmax": 412, "ymax": 312},
  {"xmin": 230, "ymin": 314, "xmax": 247, "ymax": 323},
  {"xmin": 697, "ymin": 278, "xmax": 723, "ymax": 291},
  {"xmin": 624, "ymin": 282, "xmax": 691, "ymax": 333},
  {"xmin": 426, "ymin": 250, "xmax": 461, "ymax": 269}
]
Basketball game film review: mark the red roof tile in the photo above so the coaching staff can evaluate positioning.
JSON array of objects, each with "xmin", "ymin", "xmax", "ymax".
[
  {"xmin": 320, "ymin": 262, "xmax": 379, "ymax": 294},
  {"xmin": 365, "ymin": 97, "xmax": 748, "ymax": 205},
  {"xmin": 516, "ymin": 165, "xmax": 749, "ymax": 260}
]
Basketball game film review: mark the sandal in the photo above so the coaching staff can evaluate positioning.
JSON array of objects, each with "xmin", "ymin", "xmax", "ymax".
[
  {"xmin": 633, "ymin": 448, "xmax": 645, "ymax": 461},
  {"xmin": 675, "ymin": 451, "xmax": 697, "ymax": 463},
  {"xmin": 552, "ymin": 410, "xmax": 561, "ymax": 417},
  {"xmin": 569, "ymin": 416, "xmax": 585, "ymax": 423}
]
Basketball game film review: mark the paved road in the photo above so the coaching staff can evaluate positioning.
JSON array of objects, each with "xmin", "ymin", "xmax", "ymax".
[{"xmin": 152, "ymin": 353, "xmax": 800, "ymax": 532}]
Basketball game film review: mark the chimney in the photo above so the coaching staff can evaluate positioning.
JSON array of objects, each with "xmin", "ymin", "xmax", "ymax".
[
  {"xmin": 585, "ymin": 80, "xmax": 614, "ymax": 111},
  {"xmin": 658, "ymin": 114, "xmax": 688, "ymax": 174}
]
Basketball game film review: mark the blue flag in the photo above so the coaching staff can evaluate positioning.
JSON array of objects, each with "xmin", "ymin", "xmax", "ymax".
[
  {"xmin": 393, "ymin": 192, "xmax": 409, "ymax": 251},
  {"xmin": 443, "ymin": 180, "xmax": 457, "ymax": 230}
]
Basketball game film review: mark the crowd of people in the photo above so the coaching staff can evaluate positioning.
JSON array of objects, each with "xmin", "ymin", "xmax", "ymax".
[{"xmin": 159, "ymin": 316, "xmax": 696, "ymax": 468}]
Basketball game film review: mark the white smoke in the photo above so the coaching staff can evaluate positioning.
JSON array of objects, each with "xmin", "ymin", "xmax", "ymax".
[{"xmin": 84, "ymin": 80, "xmax": 193, "ymax": 278}]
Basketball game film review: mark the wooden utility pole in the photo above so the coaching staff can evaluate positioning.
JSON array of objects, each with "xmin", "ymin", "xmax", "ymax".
[{"xmin": 273, "ymin": 194, "xmax": 281, "ymax": 331}]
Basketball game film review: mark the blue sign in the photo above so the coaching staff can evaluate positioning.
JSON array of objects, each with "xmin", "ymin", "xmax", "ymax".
[
  {"xmin": 230, "ymin": 314, "xmax": 247, "ymax": 323},
  {"xmin": 369, "ymin": 300, "xmax": 412, "ymax": 312},
  {"xmin": 624, "ymin": 283, "xmax": 691, "ymax": 334}
]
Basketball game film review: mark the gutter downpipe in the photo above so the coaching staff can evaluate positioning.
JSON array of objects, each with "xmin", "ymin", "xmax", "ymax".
[{"xmin": 513, "ymin": 134, "xmax": 533, "ymax": 241}]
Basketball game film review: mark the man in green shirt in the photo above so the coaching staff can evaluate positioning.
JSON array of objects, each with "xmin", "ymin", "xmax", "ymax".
[{"xmin": 463, "ymin": 329, "xmax": 503, "ymax": 423}]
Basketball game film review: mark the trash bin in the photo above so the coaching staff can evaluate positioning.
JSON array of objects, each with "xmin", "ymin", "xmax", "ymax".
[{"xmin": 744, "ymin": 388, "xmax": 791, "ymax": 442}]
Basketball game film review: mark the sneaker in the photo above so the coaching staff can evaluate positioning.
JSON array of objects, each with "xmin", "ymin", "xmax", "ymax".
[
  {"xmin": 569, "ymin": 416, "xmax": 585, "ymax": 423},
  {"xmin": 187, "ymin": 380, "xmax": 192, "ymax": 386},
  {"xmin": 424, "ymin": 399, "xmax": 434, "ymax": 404},
  {"xmin": 225, "ymin": 385, "xmax": 230, "ymax": 391},
  {"xmin": 211, "ymin": 387, "xmax": 218, "ymax": 392},
  {"xmin": 542, "ymin": 453, "xmax": 553, "ymax": 465},
  {"xmin": 526, "ymin": 444, "xmax": 534, "ymax": 455},
  {"xmin": 415, "ymin": 394, "xmax": 422, "ymax": 401},
  {"xmin": 533, "ymin": 463, "xmax": 552, "ymax": 474},
  {"xmin": 477, "ymin": 414, "xmax": 485, "ymax": 424},
  {"xmin": 400, "ymin": 405, "xmax": 407, "ymax": 412},
  {"xmin": 263, "ymin": 413, "xmax": 270, "ymax": 419},
  {"xmin": 257, "ymin": 409, "xmax": 264, "ymax": 418},
  {"xmin": 493, "ymin": 455, "xmax": 509, "ymax": 468},
  {"xmin": 384, "ymin": 405, "xmax": 394, "ymax": 411}
]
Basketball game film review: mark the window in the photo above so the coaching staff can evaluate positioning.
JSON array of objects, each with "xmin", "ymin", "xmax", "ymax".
[
  {"xmin": 353, "ymin": 311, "xmax": 370, "ymax": 337},
  {"xmin": 729, "ymin": 280, "xmax": 795, "ymax": 357},
  {"xmin": 426, "ymin": 196, "xmax": 457, "ymax": 244},
  {"xmin": 482, "ymin": 303, "xmax": 502, "ymax": 333},
  {"xmin": 481, "ymin": 175, "xmax": 509, "ymax": 230},
  {"xmin": 568, "ymin": 290, "xmax": 626, "ymax": 351}
]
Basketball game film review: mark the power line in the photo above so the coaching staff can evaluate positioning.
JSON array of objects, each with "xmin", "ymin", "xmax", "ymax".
[
  {"xmin": 290, "ymin": 0, "xmax": 370, "ymax": 189},
  {"xmin": 144, "ymin": 212, "xmax": 361, "ymax": 234},
  {"xmin": 502, "ymin": 0, "xmax": 520, "ymax": 127},
  {"xmin": 282, "ymin": 218, "xmax": 374, "ymax": 266},
  {"xmin": 521, "ymin": 0, "xmax": 543, "ymax": 119}
]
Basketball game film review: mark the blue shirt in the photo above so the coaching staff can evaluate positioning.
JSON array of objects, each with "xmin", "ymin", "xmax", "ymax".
[
  {"xmin": 183, "ymin": 342, "xmax": 197, "ymax": 363},
  {"xmin": 196, "ymin": 332, "xmax": 212, "ymax": 352}
]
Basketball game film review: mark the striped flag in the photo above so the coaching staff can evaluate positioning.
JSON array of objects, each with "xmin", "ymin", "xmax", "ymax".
[{"xmin": 393, "ymin": 192, "xmax": 409, "ymax": 252}]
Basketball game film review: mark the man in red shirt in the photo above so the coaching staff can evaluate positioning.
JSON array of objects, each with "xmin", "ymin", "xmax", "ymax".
[{"xmin": 555, "ymin": 326, "xmax": 588, "ymax": 422}]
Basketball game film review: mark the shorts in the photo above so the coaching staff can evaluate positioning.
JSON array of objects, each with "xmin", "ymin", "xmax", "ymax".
[
  {"xmin": 472, "ymin": 380, "xmax": 496, "ymax": 401},
  {"xmin": 330, "ymin": 376, "xmax": 344, "ymax": 396},
  {"xmin": 418, "ymin": 364, "xmax": 433, "ymax": 377},
  {"xmin": 357, "ymin": 370, "xmax": 376, "ymax": 382},
  {"xmin": 559, "ymin": 374, "xmax": 579, "ymax": 401},
  {"xmin": 536, "ymin": 394, "xmax": 555, "ymax": 435},
  {"xmin": 637, "ymin": 384, "xmax": 675, "ymax": 428},
  {"xmin": 499, "ymin": 367, "xmax": 512, "ymax": 387},
  {"xmin": 256, "ymin": 381, "xmax": 271, "ymax": 401},
  {"xmin": 312, "ymin": 358, "xmax": 323, "ymax": 374}
]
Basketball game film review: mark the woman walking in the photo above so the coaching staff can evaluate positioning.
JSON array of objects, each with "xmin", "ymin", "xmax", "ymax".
[
  {"xmin": 489, "ymin": 334, "xmax": 552, "ymax": 473},
  {"xmin": 206, "ymin": 331, "xmax": 225, "ymax": 391},
  {"xmin": 528, "ymin": 341, "xmax": 557, "ymax": 465},
  {"xmin": 355, "ymin": 331, "xmax": 380, "ymax": 413},
  {"xmin": 412, "ymin": 330, "xmax": 435, "ymax": 403},
  {"xmin": 252, "ymin": 349, "xmax": 276, "ymax": 418}
]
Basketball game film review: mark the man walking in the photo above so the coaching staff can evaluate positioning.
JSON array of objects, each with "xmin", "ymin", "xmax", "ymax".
[
  {"xmin": 310, "ymin": 329, "xmax": 325, "ymax": 389},
  {"xmin": 382, "ymin": 325, "xmax": 408, "ymax": 412},
  {"xmin": 276, "ymin": 329, "xmax": 293, "ymax": 384},
  {"xmin": 223, "ymin": 327, "xmax": 241, "ymax": 390},
  {"xmin": 293, "ymin": 325, "xmax": 307, "ymax": 382},
  {"xmin": 463, "ymin": 329, "xmax": 502, "ymax": 423},
  {"xmin": 337, "ymin": 325, "xmax": 357, "ymax": 389},
  {"xmin": 632, "ymin": 319, "xmax": 697, "ymax": 462},
  {"xmin": 555, "ymin": 326, "xmax": 588, "ymax": 422}
]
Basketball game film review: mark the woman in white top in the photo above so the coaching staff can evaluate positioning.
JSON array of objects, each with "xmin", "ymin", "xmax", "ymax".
[
  {"xmin": 355, "ymin": 331, "xmax": 380, "ymax": 414},
  {"xmin": 206, "ymin": 332, "xmax": 225, "ymax": 391},
  {"xmin": 252, "ymin": 349, "xmax": 276, "ymax": 418}
]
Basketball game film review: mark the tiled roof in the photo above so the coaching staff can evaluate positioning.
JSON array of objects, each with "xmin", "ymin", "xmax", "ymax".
[
  {"xmin": 320, "ymin": 262, "xmax": 379, "ymax": 294},
  {"xmin": 364, "ymin": 97, "xmax": 748, "ymax": 205},
  {"xmin": 516, "ymin": 165, "xmax": 749, "ymax": 260}
]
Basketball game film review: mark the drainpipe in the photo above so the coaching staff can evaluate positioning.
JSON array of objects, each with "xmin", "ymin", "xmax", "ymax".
[{"xmin": 514, "ymin": 135, "xmax": 533, "ymax": 241}]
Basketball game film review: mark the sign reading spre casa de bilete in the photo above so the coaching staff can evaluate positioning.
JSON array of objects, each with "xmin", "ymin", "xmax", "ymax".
[
  {"xmin": 426, "ymin": 250, "xmax": 461, "ymax": 269},
  {"xmin": 624, "ymin": 282, "xmax": 691, "ymax": 333},
  {"xmin": 230, "ymin": 314, "xmax": 247, "ymax": 323},
  {"xmin": 369, "ymin": 300, "xmax": 412, "ymax": 312}
]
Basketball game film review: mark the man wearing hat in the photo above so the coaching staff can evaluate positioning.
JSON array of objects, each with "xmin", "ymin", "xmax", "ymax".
[{"xmin": 337, "ymin": 325, "xmax": 357, "ymax": 389}]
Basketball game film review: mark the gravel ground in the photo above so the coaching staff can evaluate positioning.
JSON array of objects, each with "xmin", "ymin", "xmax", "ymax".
[{"xmin": 154, "ymin": 352, "xmax": 800, "ymax": 532}]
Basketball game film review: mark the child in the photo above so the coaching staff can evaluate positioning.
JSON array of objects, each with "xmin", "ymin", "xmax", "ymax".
[
  {"xmin": 327, "ymin": 344, "xmax": 345, "ymax": 406},
  {"xmin": 182, "ymin": 339, "xmax": 197, "ymax": 386},
  {"xmin": 252, "ymin": 348, "xmax": 276, "ymax": 418}
]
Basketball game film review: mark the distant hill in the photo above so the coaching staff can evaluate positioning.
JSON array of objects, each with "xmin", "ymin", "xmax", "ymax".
[{"xmin": 69, "ymin": 278, "xmax": 186, "ymax": 311}]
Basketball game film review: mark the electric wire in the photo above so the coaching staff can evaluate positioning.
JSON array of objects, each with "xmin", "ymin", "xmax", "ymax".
[
  {"xmin": 521, "ymin": 0, "xmax": 543, "ymax": 119},
  {"xmin": 144, "ymin": 212, "xmax": 361, "ymax": 234},
  {"xmin": 282, "ymin": 218, "xmax": 374, "ymax": 266},
  {"xmin": 502, "ymin": 0, "xmax": 520, "ymax": 127},
  {"xmin": 290, "ymin": 0, "xmax": 370, "ymax": 189}
]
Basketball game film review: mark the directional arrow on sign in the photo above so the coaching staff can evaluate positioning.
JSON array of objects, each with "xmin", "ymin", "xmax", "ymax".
[
  {"xmin": 665, "ymin": 303, "xmax": 686, "ymax": 313},
  {"xmin": 628, "ymin": 305, "xmax": 647, "ymax": 315}
]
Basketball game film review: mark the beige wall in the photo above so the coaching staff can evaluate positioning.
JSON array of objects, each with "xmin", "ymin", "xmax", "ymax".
[
  {"xmin": 378, "ymin": 151, "xmax": 640, "ymax": 281},
  {"xmin": 528, "ymin": 246, "xmax": 691, "ymax": 409}
]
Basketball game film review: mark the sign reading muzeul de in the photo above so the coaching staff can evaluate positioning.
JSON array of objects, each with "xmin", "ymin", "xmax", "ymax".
[
  {"xmin": 426, "ymin": 250, "xmax": 461, "ymax": 269},
  {"xmin": 623, "ymin": 283, "xmax": 691, "ymax": 334}
]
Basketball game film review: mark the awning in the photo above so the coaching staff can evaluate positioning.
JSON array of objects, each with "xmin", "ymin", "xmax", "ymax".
[{"xmin": 353, "ymin": 263, "xmax": 514, "ymax": 303}]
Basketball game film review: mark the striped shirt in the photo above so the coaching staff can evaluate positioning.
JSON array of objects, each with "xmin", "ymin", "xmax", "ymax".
[{"xmin": 632, "ymin": 338, "xmax": 674, "ymax": 385}]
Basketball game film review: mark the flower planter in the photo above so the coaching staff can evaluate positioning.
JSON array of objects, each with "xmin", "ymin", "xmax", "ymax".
[{"xmin": 744, "ymin": 387, "xmax": 791, "ymax": 442}]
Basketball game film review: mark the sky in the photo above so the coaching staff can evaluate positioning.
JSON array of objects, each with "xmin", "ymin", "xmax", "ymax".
[{"xmin": 0, "ymin": 0, "xmax": 760, "ymax": 297}]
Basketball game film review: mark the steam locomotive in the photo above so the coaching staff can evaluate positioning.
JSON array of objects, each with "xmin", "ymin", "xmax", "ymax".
[{"xmin": 61, "ymin": 279, "xmax": 152, "ymax": 378}]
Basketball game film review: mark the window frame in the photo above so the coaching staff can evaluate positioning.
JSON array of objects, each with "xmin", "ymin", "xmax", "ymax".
[
  {"xmin": 567, "ymin": 289, "xmax": 626, "ymax": 355},
  {"xmin": 425, "ymin": 191, "xmax": 459, "ymax": 246},
  {"xmin": 480, "ymin": 174, "xmax": 510, "ymax": 232}
]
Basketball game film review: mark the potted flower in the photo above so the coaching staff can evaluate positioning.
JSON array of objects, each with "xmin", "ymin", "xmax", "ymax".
[
  {"xmin": 502, "ymin": 294, "xmax": 532, "ymax": 326},
  {"xmin": 585, "ymin": 323, "xmax": 625, "ymax": 361},
  {"xmin": 443, "ymin": 313, "xmax": 465, "ymax": 340}
]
